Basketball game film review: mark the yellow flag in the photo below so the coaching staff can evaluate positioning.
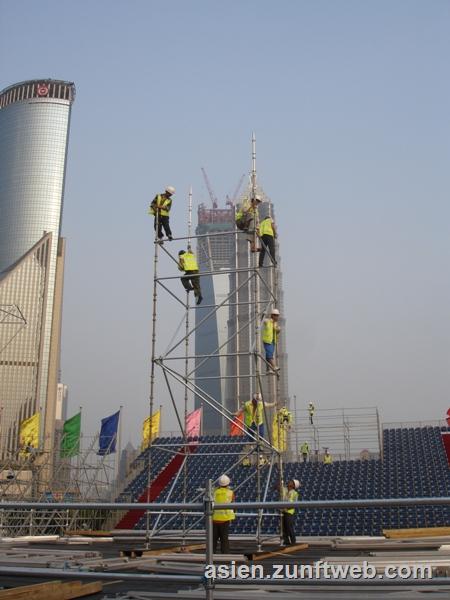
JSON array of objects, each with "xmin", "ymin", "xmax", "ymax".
[
  {"xmin": 142, "ymin": 410, "xmax": 161, "ymax": 448},
  {"xmin": 19, "ymin": 412, "xmax": 40, "ymax": 453}
]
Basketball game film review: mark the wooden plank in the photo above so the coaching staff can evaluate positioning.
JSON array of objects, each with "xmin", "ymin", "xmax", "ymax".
[
  {"xmin": 383, "ymin": 527, "xmax": 450, "ymax": 539},
  {"xmin": 0, "ymin": 582, "xmax": 61, "ymax": 599},
  {"xmin": 245, "ymin": 542, "xmax": 308, "ymax": 561}
]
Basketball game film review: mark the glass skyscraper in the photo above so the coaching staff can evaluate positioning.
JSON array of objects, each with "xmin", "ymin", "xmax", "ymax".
[{"xmin": 0, "ymin": 79, "xmax": 75, "ymax": 457}]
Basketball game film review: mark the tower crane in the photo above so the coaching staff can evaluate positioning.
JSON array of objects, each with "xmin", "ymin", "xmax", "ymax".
[
  {"xmin": 226, "ymin": 174, "xmax": 246, "ymax": 207},
  {"xmin": 201, "ymin": 167, "xmax": 219, "ymax": 209}
]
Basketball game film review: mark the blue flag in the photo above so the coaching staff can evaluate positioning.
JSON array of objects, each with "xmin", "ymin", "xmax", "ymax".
[{"xmin": 98, "ymin": 410, "xmax": 120, "ymax": 455}]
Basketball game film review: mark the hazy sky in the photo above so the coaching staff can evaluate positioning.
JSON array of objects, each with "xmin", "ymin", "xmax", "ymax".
[{"xmin": 1, "ymin": 1, "xmax": 450, "ymax": 442}]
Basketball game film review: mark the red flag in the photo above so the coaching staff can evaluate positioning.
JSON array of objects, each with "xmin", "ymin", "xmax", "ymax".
[
  {"xmin": 446, "ymin": 408, "xmax": 450, "ymax": 427},
  {"xmin": 186, "ymin": 408, "xmax": 202, "ymax": 439},
  {"xmin": 441, "ymin": 432, "xmax": 450, "ymax": 467},
  {"xmin": 230, "ymin": 410, "xmax": 244, "ymax": 436}
]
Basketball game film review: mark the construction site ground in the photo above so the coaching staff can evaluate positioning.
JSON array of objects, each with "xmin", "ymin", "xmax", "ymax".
[{"xmin": 1, "ymin": 532, "xmax": 450, "ymax": 599}]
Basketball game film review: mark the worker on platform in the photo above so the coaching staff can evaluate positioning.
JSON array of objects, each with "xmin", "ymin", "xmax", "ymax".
[
  {"xmin": 242, "ymin": 393, "xmax": 275, "ymax": 439},
  {"xmin": 308, "ymin": 401, "xmax": 315, "ymax": 425},
  {"xmin": 300, "ymin": 441, "xmax": 310, "ymax": 463},
  {"xmin": 262, "ymin": 308, "xmax": 281, "ymax": 373},
  {"xmin": 235, "ymin": 194, "xmax": 262, "ymax": 252},
  {"xmin": 178, "ymin": 249, "xmax": 203, "ymax": 305},
  {"xmin": 323, "ymin": 448, "xmax": 333, "ymax": 464},
  {"xmin": 280, "ymin": 478, "xmax": 300, "ymax": 546},
  {"xmin": 273, "ymin": 407, "xmax": 293, "ymax": 452},
  {"xmin": 258, "ymin": 215, "xmax": 277, "ymax": 268},
  {"xmin": 149, "ymin": 186, "xmax": 175, "ymax": 242},
  {"xmin": 213, "ymin": 474, "xmax": 235, "ymax": 554}
]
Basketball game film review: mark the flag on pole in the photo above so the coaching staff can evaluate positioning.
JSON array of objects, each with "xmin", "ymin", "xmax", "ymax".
[
  {"xmin": 141, "ymin": 409, "xmax": 161, "ymax": 448},
  {"xmin": 186, "ymin": 408, "xmax": 202, "ymax": 439},
  {"xmin": 98, "ymin": 410, "xmax": 120, "ymax": 455},
  {"xmin": 61, "ymin": 412, "xmax": 81, "ymax": 458},
  {"xmin": 19, "ymin": 412, "xmax": 40, "ymax": 452},
  {"xmin": 230, "ymin": 410, "xmax": 244, "ymax": 436}
]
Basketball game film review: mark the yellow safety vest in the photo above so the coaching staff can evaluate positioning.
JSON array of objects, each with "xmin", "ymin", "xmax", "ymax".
[
  {"xmin": 259, "ymin": 218, "xmax": 274, "ymax": 237},
  {"xmin": 262, "ymin": 319, "xmax": 277, "ymax": 344},
  {"xmin": 308, "ymin": 405, "xmax": 315, "ymax": 416},
  {"xmin": 282, "ymin": 487, "xmax": 299, "ymax": 514},
  {"xmin": 149, "ymin": 194, "xmax": 172, "ymax": 217},
  {"xmin": 323, "ymin": 454, "xmax": 332, "ymax": 464},
  {"xmin": 300, "ymin": 443, "xmax": 309, "ymax": 454},
  {"xmin": 180, "ymin": 252, "xmax": 198, "ymax": 272},
  {"xmin": 212, "ymin": 487, "xmax": 235, "ymax": 522},
  {"xmin": 243, "ymin": 400, "xmax": 263, "ymax": 426}
]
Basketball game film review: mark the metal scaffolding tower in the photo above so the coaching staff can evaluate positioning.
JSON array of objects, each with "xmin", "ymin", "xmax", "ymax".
[{"xmin": 144, "ymin": 136, "xmax": 290, "ymax": 548}]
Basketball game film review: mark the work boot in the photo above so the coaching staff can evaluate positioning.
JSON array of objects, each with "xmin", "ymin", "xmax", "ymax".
[
  {"xmin": 196, "ymin": 295, "xmax": 203, "ymax": 305},
  {"xmin": 168, "ymin": 235, "xmax": 173, "ymax": 241}
]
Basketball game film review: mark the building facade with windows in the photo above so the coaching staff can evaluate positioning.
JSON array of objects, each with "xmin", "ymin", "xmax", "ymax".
[{"xmin": 0, "ymin": 79, "xmax": 75, "ymax": 458}]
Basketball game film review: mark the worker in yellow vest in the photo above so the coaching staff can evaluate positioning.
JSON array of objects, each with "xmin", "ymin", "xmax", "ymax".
[
  {"xmin": 212, "ymin": 474, "xmax": 235, "ymax": 554},
  {"xmin": 242, "ymin": 393, "xmax": 275, "ymax": 439},
  {"xmin": 258, "ymin": 215, "xmax": 277, "ymax": 268},
  {"xmin": 235, "ymin": 194, "xmax": 262, "ymax": 252},
  {"xmin": 323, "ymin": 449, "xmax": 333, "ymax": 464},
  {"xmin": 178, "ymin": 248, "xmax": 203, "ymax": 305},
  {"xmin": 308, "ymin": 401, "xmax": 315, "ymax": 425},
  {"xmin": 280, "ymin": 478, "xmax": 300, "ymax": 546},
  {"xmin": 300, "ymin": 441, "xmax": 310, "ymax": 463},
  {"xmin": 149, "ymin": 186, "xmax": 175, "ymax": 241},
  {"xmin": 262, "ymin": 308, "xmax": 281, "ymax": 373}
]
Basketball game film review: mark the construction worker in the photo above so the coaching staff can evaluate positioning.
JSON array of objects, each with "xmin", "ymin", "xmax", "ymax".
[
  {"xmin": 235, "ymin": 194, "xmax": 262, "ymax": 252},
  {"xmin": 149, "ymin": 186, "xmax": 175, "ymax": 241},
  {"xmin": 212, "ymin": 474, "xmax": 235, "ymax": 554},
  {"xmin": 280, "ymin": 479, "xmax": 300, "ymax": 546},
  {"xmin": 308, "ymin": 401, "xmax": 315, "ymax": 425},
  {"xmin": 242, "ymin": 393, "xmax": 275, "ymax": 439},
  {"xmin": 273, "ymin": 407, "xmax": 293, "ymax": 452},
  {"xmin": 262, "ymin": 308, "xmax": 281, "ymax": 373},
  {"xmin": 178, "ymin": 249, "xmax": 203, "ymax": 305},
  {"xmin": 300, "ymin": 441, "xmax": 310, "ymax": 463},
  {"xmin": 323, "ymin": 449, "xmax": 333, "ymax": 464},
  {"xmin": 258, "ymin": 215, "xmax": 277, "ymax": 268}
]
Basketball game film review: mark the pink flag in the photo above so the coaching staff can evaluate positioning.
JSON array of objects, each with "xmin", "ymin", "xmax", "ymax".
[{"xmin": 186, "ymin": 408, "xmax": 202, "ymax": 439}]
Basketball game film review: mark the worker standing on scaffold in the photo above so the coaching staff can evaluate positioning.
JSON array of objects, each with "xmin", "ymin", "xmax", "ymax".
[
  {"xmin": 235, "ymin": 194, "xmax": 262, "ymax": 252},
  {"xmin": 258, "ymin": 214, "xmax": 277, "ymax": 267},
  {"xmin": 308, "ymin": 401, "xmax": 315, "ymax": 425},
  {"xmin": 148, "ymin": 185, "xmax": 175, "ymax": 242},
  {"xmin": 262, "ymin": 308, "xmax": 281, "ymax": 374},
  {"xmin": 178, "ymin": 248, "xmax": 203, "ymax": 305},
  {"xmin": 242, "ymin": 393, "xmax": 275, "ymax": 439}
]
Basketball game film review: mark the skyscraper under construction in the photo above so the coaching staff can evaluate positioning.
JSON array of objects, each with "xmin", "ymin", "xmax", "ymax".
[{"xmin": 194, "ymin": 191, "xmax": 289, "ymax": 434}]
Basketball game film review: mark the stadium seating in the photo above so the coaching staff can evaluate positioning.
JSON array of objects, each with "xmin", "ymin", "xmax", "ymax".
[{"xmin": 115, "ymin": 427, "xmax": 450, "ymax": 536}]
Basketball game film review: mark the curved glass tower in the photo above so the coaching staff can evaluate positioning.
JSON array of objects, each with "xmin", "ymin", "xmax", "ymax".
[{"xmin": 0, "ymin": 79, "xmax": 75, "ymax": 456}]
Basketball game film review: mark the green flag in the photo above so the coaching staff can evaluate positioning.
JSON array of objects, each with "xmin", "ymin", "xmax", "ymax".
[{"xmin": 61, "ymin": 412, "xmax": 81, "ymax": 458}]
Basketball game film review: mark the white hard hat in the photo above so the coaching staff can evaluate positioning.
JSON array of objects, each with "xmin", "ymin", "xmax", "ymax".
[
  {"xmin": 271, "ymin": 308, "xmax": 280, "ymax": 316},
  {"xmin": 293, "ymin": 479, "xmax": 300, "ymax": 489},
  {"xmin": 165, "ymin": 186, "xmax": 176, "ymax": 195},
  {"xmin": 218, "ymin": 474, "xmax": 230, "ymax": 487},
  {"xmin": 253, "ymin": 393, "xmax": 262, "ymax": 401},
  {"xmin": 254, "ymin": 194, "xmax": 262, "ymax": 202}
]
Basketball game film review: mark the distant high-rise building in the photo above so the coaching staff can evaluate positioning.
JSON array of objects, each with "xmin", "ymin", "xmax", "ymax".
[
  {"xmin": 195, "ymin": 204, "xmax": 235, "ymax": 433},
  {"xmin": 0, "ymin": 79, "xmax": 75, "ymax": 457}
]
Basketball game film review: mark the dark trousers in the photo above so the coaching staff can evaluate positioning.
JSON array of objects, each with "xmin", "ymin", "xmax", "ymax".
[
  {"xmin": 282, "ymin": 512, "xmax": 296, "ymax": 545},
  {"xmin": 154, "ymin": 215, "xmax": 172, "ymax": 239},
  {"xmin": 302, "ymin": 453, "xmax": 308, "ymax": 463},
  {"xmin": 213, "ymin": 520, "xmax": 230, "ymax": 554},
  {"xmin": 181, "ymin": 271, "xmax": 201, "ymax": 298},
  {"xmin": 259, "ymin": 234, "xmax": 276, "ymax": 267}
]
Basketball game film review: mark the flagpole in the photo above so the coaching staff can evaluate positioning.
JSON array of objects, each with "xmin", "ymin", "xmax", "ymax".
[{"xmin": 116, "ymin": 406, "xmax": 123, "ymax": 485}]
